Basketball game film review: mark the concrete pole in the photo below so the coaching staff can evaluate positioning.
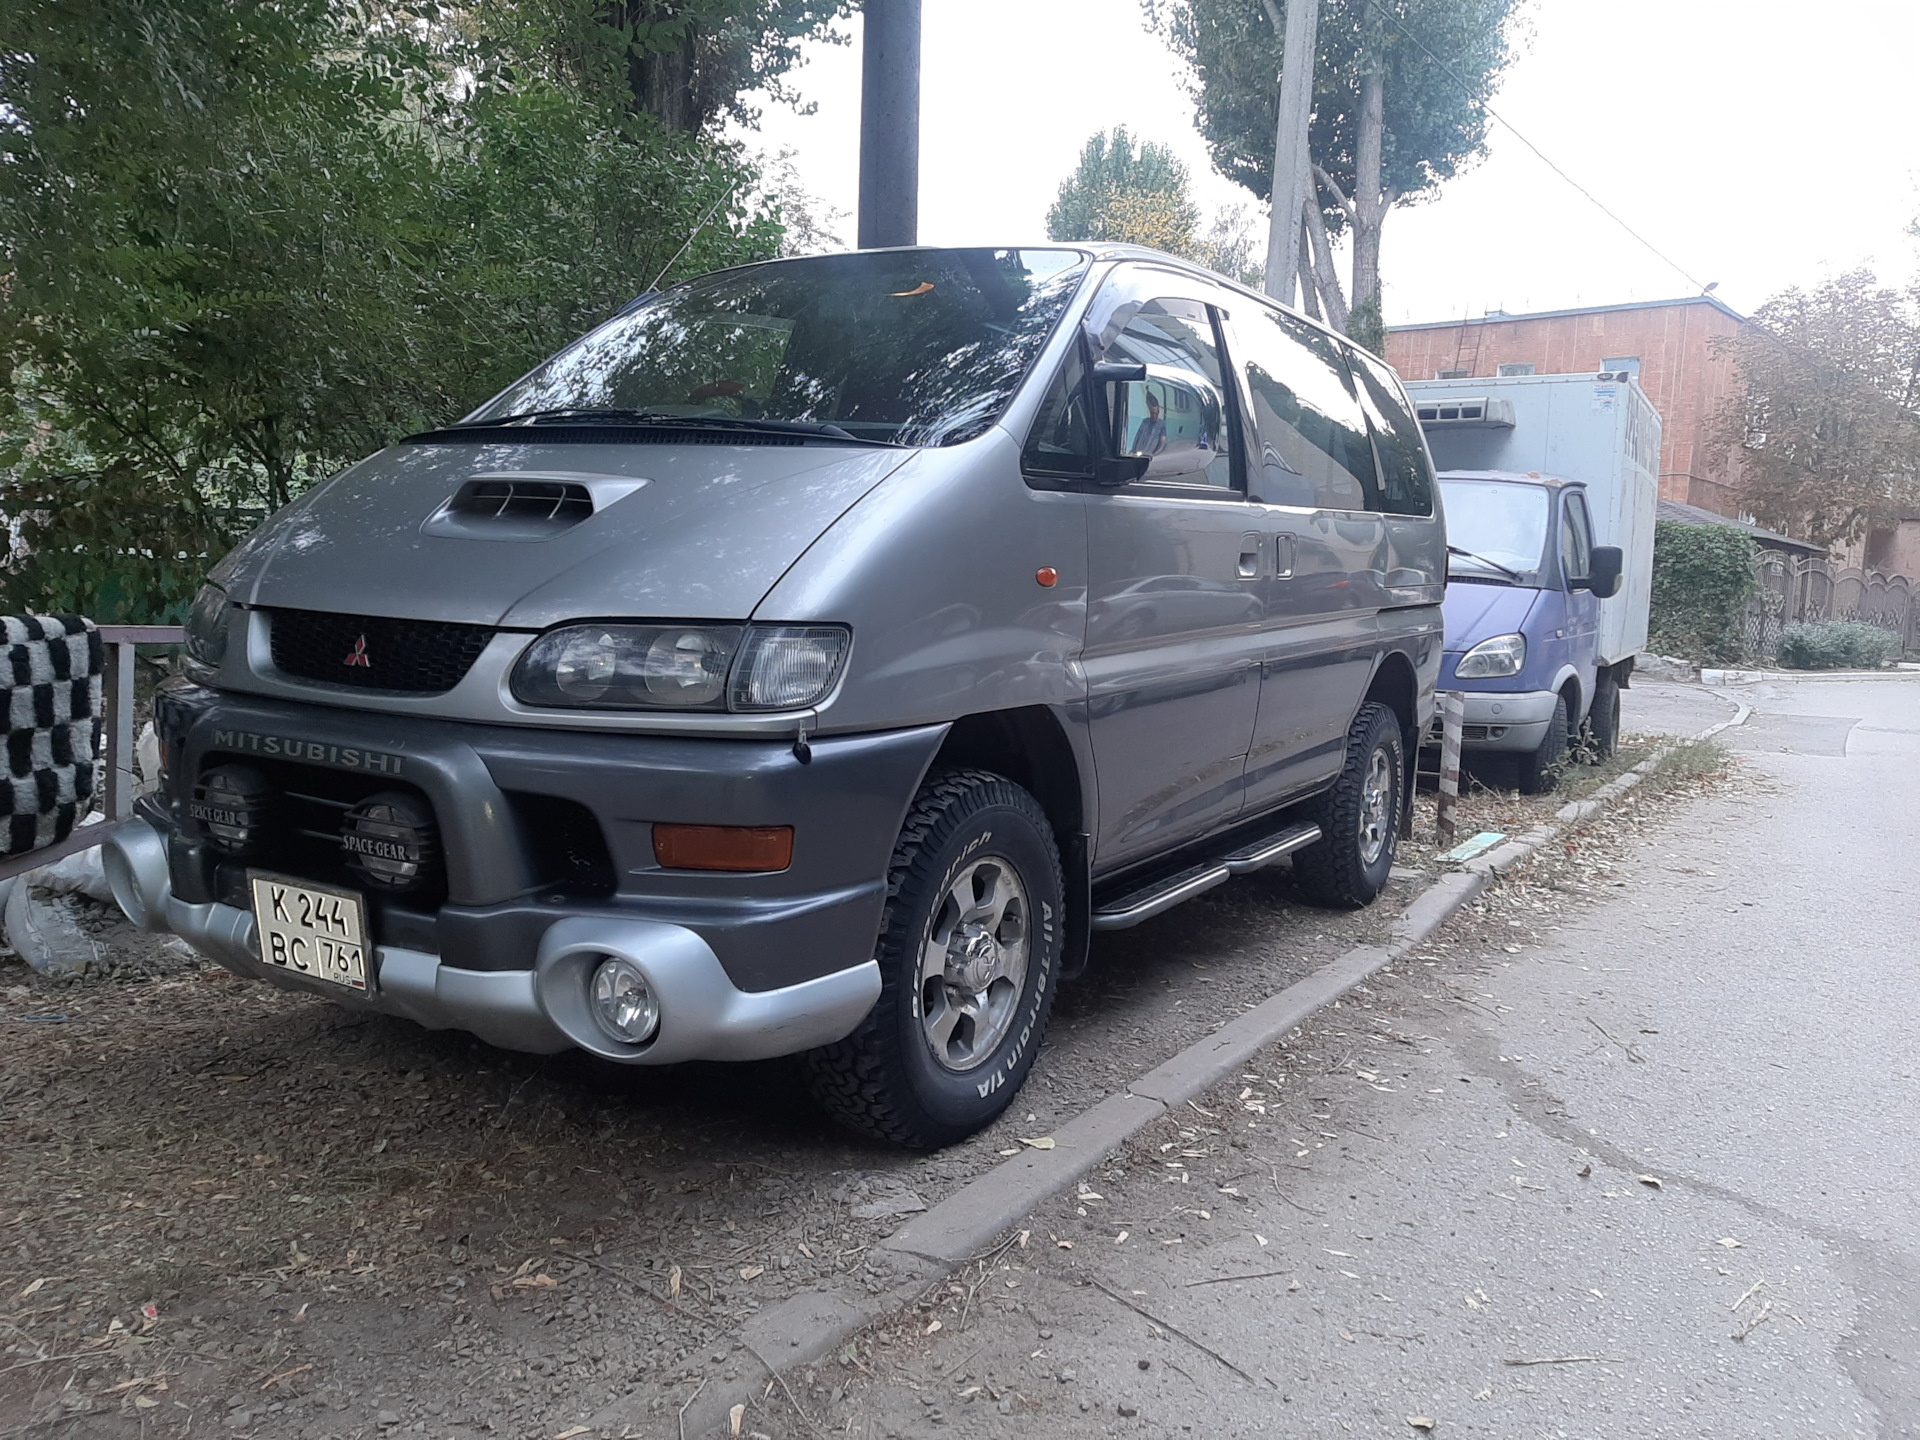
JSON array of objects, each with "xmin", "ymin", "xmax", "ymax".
[
  {"xmin": 857, "ymin": 0, "xmax": 921, "ymax": 249},
  {"xmin": 1261, "ymin": 0, "xmax": 1319, "ymax": 304}
]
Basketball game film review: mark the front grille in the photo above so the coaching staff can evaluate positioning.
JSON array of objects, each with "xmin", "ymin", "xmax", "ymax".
[
  {"xmin": 193, "ymin": 756, "xmax": 447, "ymax": 920},
  {"xmin": 268, "ymin": 609, "xmax": 493, "ymax": 694}
]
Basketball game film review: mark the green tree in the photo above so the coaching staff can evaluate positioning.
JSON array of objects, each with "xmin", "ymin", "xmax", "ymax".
[
  {"xmin": 484, "ymin": 0, "xmax": 855, "ymax": 134},
  {"xmin": 1715, "ymin": 270, "xmax": 1920, "ymax": 551},
  {"xmin": 1045, "ymin": 128, "xmax": 1201, "ymax": 252},
  {"xmin": 1145, "ymin": 0, "xmax": 1522, "ymax": 348},
  {"xmin": 0, "ymin": 0, "xmax": 782, "ymax": 620}
]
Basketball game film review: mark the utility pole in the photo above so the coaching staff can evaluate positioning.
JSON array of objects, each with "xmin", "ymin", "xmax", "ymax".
[
  {"xmin": 857, "ymin": 0, "xmax": 921, "ymax": 249},
  {"xmin": 1260, "ymin": 0, "xmax": 1319, "ymax": 304}
]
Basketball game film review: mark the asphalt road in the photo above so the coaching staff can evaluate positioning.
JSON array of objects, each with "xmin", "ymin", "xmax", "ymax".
[{"xmin": 832, "ymin": 674, "xmax": 1920, "ymax": 1439}]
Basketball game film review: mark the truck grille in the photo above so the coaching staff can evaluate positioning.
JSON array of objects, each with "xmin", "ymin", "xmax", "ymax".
[{"xmin": 268, "ymin": 609, "xmax": 494, "ymax": 694}]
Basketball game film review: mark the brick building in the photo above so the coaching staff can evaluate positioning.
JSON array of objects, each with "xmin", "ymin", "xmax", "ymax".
[{"xmin": 1385, "ymin": 296, "xmax": 1750, "ymax": 516}]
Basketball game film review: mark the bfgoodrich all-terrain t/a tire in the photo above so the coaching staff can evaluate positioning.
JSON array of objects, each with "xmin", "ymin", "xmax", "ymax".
[
  {"xmin": 804, "ymin": 770, "xmax": 1065, "ymax": 1149},
  {"xmin": 1291, "ymin": 702, "xmax": 1405, "ymax": 910}
]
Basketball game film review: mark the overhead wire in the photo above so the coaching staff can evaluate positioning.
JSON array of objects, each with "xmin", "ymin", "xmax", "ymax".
[{"xmin": 1359, "ymin": 0, "xmax": 1713, "ymax": 296}]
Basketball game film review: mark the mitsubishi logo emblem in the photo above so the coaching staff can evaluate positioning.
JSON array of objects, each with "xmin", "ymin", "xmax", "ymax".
[{"xmin": 344, "ymin": 635, "xmax": 371, "ymax": 668}]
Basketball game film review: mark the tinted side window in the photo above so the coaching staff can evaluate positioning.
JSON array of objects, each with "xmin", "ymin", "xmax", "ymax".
[
  {"xmin": 1022, "ymin": 340, "xmax": 1095, "ymax": 479},
  {"xmin": 1101, "ymin": 298, "xmax": 1235, "ymax": 490},
  {"xmin": 1231, "ymin": 308, "xmax": 1378, "ymax": 511},
  {"xmin": 1348, "ymin": 348, "xmax": 1436, "ymax": 517}
]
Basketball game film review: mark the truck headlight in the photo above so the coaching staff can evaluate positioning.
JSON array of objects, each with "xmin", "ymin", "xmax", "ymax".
[
  {"xmin": 1454, "ymin": 633, "xmax": 1527, "ymax": 679},
  {"xmin": 185, "ymin": 584, "xmax": 230, "ymax": 668},
  {"xmin": 511, "ymin": 623, "xmax": 848, "ymax": 712}
]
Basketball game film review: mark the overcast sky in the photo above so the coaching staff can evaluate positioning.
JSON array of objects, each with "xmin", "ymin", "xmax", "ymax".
[{"xmin": 733, "ymin": 0, "xmax": 1920, "ymax": 325}]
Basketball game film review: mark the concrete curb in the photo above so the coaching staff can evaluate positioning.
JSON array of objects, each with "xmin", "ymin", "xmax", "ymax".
[
  {"xmin": 636, "ymin": 702, "xmax": 1750, "ymax": 1439},
  {"xmin": 1702, "ymin": 666, "xmax": 1920, "ymax": 686}
]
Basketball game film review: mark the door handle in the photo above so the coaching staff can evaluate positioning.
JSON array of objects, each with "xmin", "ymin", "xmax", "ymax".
[
  {"xmin": 1237, "ymin": 532, "xmax": 1262, "ymax": 579},
  {"xmin": 1272, "ymin": 533, "xmax": 1295, "ymax": 578}
]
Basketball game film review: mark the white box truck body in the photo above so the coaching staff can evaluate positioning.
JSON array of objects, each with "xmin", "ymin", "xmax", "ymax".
[{"xmin": 1407, "ymin": 372, "xmax": 1660, "ymax": 669}]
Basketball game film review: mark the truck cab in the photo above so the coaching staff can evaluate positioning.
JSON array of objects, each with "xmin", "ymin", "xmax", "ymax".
[{"xmin": 1437, "ymin": 471, "xmax": 1623, "ymax": 791}]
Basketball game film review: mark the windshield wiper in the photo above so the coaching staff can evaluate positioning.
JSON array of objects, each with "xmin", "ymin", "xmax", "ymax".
[
  {"xmin": 458, "ymin": 408, "xmax": 898, "ymax": 446},
  {"xmin": 1447, "ymin": 544, "xmax": 1523, "ymax": 581}
]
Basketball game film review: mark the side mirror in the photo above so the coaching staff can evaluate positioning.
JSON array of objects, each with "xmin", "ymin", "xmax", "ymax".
[
  {"xmin": 1094, "ymin": 455, "xmax": 1150, "ymax": 485},
  {"xmin": 1582, "ymin": 545, "xmax": 1624, "ymax": 598}
]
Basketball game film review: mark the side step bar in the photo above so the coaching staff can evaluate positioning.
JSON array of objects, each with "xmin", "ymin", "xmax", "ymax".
[{"xmin": 1090, "ymin": 822, "xmax": 1321, "ymax": 932}]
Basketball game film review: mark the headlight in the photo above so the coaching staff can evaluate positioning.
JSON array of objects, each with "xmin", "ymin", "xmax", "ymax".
[
  {"xmin": 512, "ymin": 623, "xmax": 850, "ymax": 712},
  {"xmin": 185, "ymin": 584, "xmax": 230, "ymax": 667},
  {"xmin": 1454, "ymin": 632, "xmax": 1527, "ymax": 679}
]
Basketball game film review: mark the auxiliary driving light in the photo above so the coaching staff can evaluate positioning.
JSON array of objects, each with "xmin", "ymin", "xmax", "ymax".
[
  {"xmin": 589, "ymin": 956, "xmax": 660, "ymax": 1045},
  {"xmin": 341, "ymin": 790, "xmax": 437, "ymax": 890},
  {"xmin": 189, "ymin": 764, "xmax": 276, "ymax": 854}
]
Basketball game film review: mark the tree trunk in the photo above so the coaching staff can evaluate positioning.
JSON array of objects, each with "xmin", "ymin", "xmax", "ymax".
[
  {"xmin": 1302, "ymin": 189, "xmax": 1350, "ymax": 332},
  {"xmin": 1295, "ymin": 215, "xmax": 1324, "ymax": 322},
  {"xmin": 1346, "ymin": 7, "xmax": 1388, "ymax": 352}
]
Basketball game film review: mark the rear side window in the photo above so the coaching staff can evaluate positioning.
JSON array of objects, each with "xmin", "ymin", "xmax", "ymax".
[
  {"xmin": 1230, "ymin": 308, "xmax": 1378, "ymax": 511},
  {"xmin": 1348, "ymin": 349, "xmax": 1436, "ymax": 517}
]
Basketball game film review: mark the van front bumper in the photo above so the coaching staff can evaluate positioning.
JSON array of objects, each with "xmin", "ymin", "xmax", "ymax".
[
  {"xmin": 1425, "ymin": 687, "xmax": 1558, "ymax": 753},
  {"xmin": 113, "ymin": 682, "xmax": 947, "ymax": 1063},
  {"xmin": 109, "ymin": 812, "xmax": 879, "ymax": 1062}
]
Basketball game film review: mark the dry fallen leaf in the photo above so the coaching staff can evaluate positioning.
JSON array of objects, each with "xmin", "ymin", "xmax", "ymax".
[
  {"xmin": 1408, "ymin": 1418, "xmax": 1435, "ymax": 1431},
  {"xmin": 1638, "ymin": 1175, "xmax": 1663, "ymax": 1190},
  {"xmin": 998, "ymin": 1147, "xmax": 1020, "ymax": 1156},
  {"xmin": 739, "ymin": 1266, "xmax": 765, "ymax": 1281},
  {"xmin": 17, "ymin": 1278, "xmax": 47, "ymax": 1300},
  {"xmin": 669, "ymin": 1265, "xmax": 682, "ymax": 1297},
  {"xmin": 1717, "ymin": 1237, "xmax": 1742, "ymax": 1249},
  {"xmin": 553, "ymin": 1428, "xmax": 592, "ymax": 1440},
  {"xmin": 728, "ymin": 1402, "xmax": 746, "ymax": 1436},
  {"xmin": 1114, "ymin": 1231, "xmax": 1129, "ymax": 1244},
  {"xmin": 1020, "ymin": 1136, "xmax": 1056, "ymax": 1151},
  {"xmin": 512, "ymin": 1273, "xmax": 558, "ymax": 1289},
  {"xmin": 924, "ymin": 1319, "xmax": 942, "ymax": 1335}
]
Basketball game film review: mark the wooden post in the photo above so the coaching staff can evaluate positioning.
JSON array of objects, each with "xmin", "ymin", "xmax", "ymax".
[{"xmin": 1435, "ymin": 691, "xmax": 1465, "ymax": 847}]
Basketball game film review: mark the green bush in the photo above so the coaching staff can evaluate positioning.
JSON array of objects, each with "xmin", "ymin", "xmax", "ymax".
[
  {"xmin": 1775, "ymin": 620, "xmax": 1903, "ymax": 670},
  {"xmin": 1648, "ymin": 520, "xmax": 1756, "ymax": 663}
]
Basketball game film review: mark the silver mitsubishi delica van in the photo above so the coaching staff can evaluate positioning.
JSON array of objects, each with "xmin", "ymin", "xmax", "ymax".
[{"xmin": 106, "ymin": 245, "xmax": 1445, "ymax": 1147}]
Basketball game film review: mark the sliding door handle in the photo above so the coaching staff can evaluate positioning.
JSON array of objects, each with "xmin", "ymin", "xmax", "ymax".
[{"xmin": 1237, "ymin": 532, "xmax": 1263, "ymax": 579}]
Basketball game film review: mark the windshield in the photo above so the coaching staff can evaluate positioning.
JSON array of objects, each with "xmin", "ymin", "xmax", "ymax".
[
  {"xmin": 467, "ymin": 248, "xmax": 1091, "ymax": 447},
  {"xmin": 1439, "ymin": 479, "xmax": 1551, "ymax": 576}
]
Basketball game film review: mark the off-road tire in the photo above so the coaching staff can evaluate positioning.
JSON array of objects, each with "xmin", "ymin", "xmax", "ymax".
[
  {"xmin": 1291, "ymin": 702, "xmax": 1405, "ymax": 909},
  {"xmin": 1582, "ymin": 674, "xmax": 1621, "ymax": 761},
  {"xmin": 1517, "ymin": 692, "xmax": 1571, "ymax": 794},
  {"xmin": 803, "ymin": 769, "xmax": 1064, "ymax": 1149}
]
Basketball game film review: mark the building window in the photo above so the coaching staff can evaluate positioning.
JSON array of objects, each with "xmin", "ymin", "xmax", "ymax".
[
  {"xmin": 1435, "ymin": 368, "xmax": 1470, "ymax": 380},
  {"xmin": 1602, "ymin": 355, "xmax": 1642, "ymax": 379},
  {"xmin": 1496, "ymin": 362, "xmax": 1536, "ymax": 377}
]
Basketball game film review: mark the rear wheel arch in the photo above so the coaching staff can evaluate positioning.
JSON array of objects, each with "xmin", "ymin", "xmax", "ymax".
[{"xmin": 1362, "ymin": 649, "xmax": 1420, "ymax": 751}]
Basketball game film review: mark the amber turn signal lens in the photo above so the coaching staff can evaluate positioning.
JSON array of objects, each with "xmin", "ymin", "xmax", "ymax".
[{"xmin": 652, "ymin": 823, "xmax": 794, "ymax": 872}]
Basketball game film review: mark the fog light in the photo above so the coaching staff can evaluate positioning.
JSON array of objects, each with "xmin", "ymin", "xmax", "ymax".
[
  {"xmin": 589, "ymin": 956, "xmax": 660, "ymax": 1045},
  {"xmin": 190, "ymin": 764, "xmax": 275, "ymax": 854},
  {"xmin": 342, "ymin": 790, "xmax": 437, "ymax": 890}
]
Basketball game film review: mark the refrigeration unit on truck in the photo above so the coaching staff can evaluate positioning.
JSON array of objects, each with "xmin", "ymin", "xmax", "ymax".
[{"xmin": 1404, "ymin": 371, "xmax": 1660, "ymax": 791}]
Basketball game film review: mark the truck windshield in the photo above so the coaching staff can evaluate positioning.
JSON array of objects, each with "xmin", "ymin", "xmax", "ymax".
[
  {"xmin": 466, "ymin": 248, "xmax": 1091, "ymax": 447},
  {"xmin": 1438, "ymin": 479, "xmax": 1550, "ymax": 579}
]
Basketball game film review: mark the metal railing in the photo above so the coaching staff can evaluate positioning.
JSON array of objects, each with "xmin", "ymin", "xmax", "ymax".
[{"xmin": 0, "ymin": 624, "xmax": 186, "ymax": 883}]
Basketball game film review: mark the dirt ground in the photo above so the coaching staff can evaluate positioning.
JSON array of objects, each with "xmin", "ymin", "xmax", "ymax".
[{"xmin": 0, "ymin": 701, "xmax": 1719, "ymax": 1440}]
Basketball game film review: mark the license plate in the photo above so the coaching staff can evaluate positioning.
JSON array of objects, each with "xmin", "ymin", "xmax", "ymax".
[{"xmin": 248, "ymin": 873, "xmax": 370, "ymax": 992}]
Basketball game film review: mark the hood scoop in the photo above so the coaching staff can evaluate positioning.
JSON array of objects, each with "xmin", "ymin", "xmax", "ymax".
[{"xmin": 422, "ymin": 471, "xmax": 649, "ymax": 541}]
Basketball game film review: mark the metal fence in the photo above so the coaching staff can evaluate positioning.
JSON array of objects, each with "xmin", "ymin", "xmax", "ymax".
[{"xmin": 1744, "ymin": 551, "xmax": 1919, "ymax": 659}]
